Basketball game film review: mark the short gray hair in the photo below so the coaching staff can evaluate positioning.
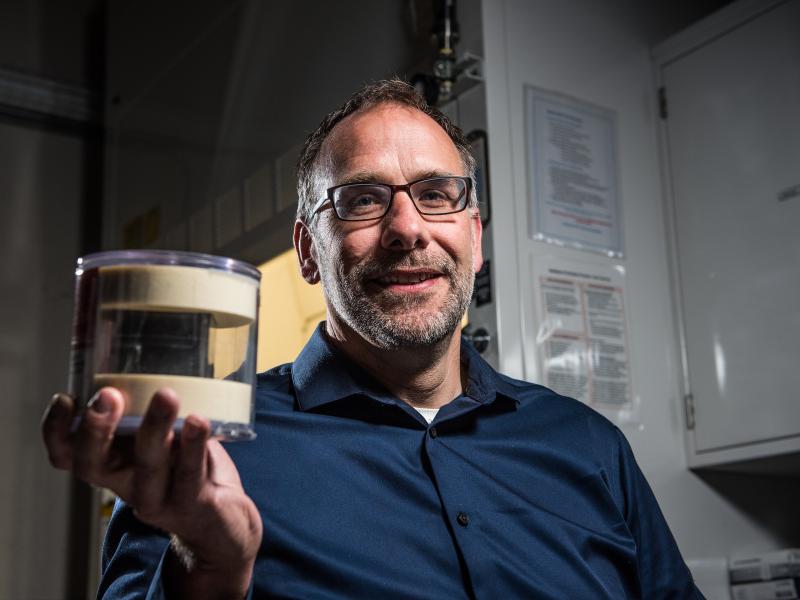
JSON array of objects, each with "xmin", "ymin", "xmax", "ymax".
[{"xmin": 295, "ymin": 78, "xmax": 477, "ymax": 223}]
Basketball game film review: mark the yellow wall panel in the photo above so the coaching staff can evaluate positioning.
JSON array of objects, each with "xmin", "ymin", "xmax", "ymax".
[{"xmin": 257, "ymin": 249, "xmax": 326, "ymax": 372}]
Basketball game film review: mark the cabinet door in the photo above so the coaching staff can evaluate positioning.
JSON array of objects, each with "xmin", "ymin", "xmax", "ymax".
[{"xmin": 663, "ymin": 0, "xmax": 800, "ymax": 454}]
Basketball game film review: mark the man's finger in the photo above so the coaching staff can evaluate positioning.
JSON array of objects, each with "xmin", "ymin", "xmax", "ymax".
[
  {"xmin": 206, "ymin": 439, "xmax": 245, "ymax": 488},
  {"xmin": 42, "ymin": 393, "xmax": 76, "ymax": 470},
  {"xmin": 131, "ymin": 388, "xmax": 178, "ymax": 521},
  {"xmin": 73, "ymin": 387, "xmax": 126, "ymax": 485},
  {"xmin": 171, "ymin": 415, "xmax": 210, "ymax": 505}
]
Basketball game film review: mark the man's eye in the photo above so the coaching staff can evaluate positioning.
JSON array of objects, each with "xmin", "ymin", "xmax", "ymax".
[
  {"xmin": 351, "ymin": 195, "xmax": 380, "ymax": 207},
  {"xmin": 417, "ymin": 189, "xmax": 450, "ymax": 205},
  {"xmin": 341, "ymin": 193, "xmax": 384, "ymax": 215}
]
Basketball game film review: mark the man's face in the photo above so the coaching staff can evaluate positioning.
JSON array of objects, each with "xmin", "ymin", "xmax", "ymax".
[{"xmin": 297, "ymin": 103, "xmax": 483, "ymax": 349}]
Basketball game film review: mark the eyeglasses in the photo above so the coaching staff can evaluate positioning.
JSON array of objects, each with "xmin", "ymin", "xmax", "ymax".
[{"xmin": 311, "ymin": 176, "xmax": 472, "ymax": 221}]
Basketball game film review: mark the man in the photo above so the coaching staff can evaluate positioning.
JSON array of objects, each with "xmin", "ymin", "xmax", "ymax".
[{"xmin": 43, "ymin": 79, "xmax": 703, "ymax": 598}]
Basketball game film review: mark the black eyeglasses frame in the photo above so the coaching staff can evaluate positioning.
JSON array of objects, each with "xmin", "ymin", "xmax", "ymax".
[{"xmin": 310, "ymin": 175, "xmax": 472, "ymax": 222}]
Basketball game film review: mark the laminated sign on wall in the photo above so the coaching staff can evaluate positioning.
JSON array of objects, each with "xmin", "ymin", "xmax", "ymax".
[
  {"xmin": 525, "ymin": 86, "xmax": 623, "ymax": 257},
  {"xmin": 532, "ymin": 256, "xmax": 632, "ymax": 414}
]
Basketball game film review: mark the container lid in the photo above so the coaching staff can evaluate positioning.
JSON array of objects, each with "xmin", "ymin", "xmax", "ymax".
[{"xmin": 77, "ymin": 250, "xmax": 261, "ymax": 281}]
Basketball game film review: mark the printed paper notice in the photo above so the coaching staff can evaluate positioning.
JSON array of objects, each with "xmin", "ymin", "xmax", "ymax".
[
  {"xmin": 533, "ymin": 257, "xmax": 631, "ymax": 408},
  {"xmin": 526, "ymin": 86, "xmax": 623, "ymax": 257}
]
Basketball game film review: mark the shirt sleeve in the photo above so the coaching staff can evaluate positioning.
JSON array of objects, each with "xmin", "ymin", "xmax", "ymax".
[
  {"xmin": 98, "ymin": 500, "xmax": 255, "ymax": 600},
  {"xmin": 614, "ymin": 428, "xmax": 706, "ymax": 600},
  {"xmin": 97, "ymin": 499, "xmax": 171, "ymax": 599}
]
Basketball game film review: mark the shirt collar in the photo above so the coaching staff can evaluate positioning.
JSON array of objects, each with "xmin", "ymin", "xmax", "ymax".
[{"xmin": 291, "ymin": 323, "xmax": 520, "ymax": 412}]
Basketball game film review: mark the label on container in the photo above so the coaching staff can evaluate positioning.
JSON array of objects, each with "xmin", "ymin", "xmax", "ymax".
[{"xmin": 68, "ymin": 266, "xmax": 99, "ymax": 404}]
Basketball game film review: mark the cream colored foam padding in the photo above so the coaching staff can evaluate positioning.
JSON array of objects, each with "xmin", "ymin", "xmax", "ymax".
[
  {"xmin": 98, "ymin": 264, "xmax": 257, "ymax": 328},
  {"xmin": 94, "ymin": 373, "xmax": 252, "ymax": 423}
]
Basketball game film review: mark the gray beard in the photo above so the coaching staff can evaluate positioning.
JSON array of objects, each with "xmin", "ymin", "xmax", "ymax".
[{"xmin": 321, "ymin": 252, "xmax": 474, "ymax": 350}]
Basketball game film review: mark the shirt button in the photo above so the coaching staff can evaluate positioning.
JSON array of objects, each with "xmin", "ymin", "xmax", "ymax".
[
  {"xmin": 456, "ymin": 512, "xmax": 469, "ymax": 527},
  {"xmin": 429, "ymin": 427, "xmax": 438, "ymax": 438}
]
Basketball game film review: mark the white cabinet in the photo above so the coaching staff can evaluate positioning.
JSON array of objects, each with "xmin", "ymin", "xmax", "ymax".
[{"xmin": 656, "ymin": 0, "xmax": 800, "ymax": 471}]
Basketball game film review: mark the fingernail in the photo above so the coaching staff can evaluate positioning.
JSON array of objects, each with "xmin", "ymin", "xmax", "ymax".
[
  {"xmin": 43, "ymin": 393, "xmax": 70, "ymax": 425},
  {"xmin": 88, "ymin": 392, "xmax": 111, "ymax": 414},
  {"xmin": 49, "ymin": 393, "xmax": 68, "ymax": 411},
  {"xmin": 183, "ymin": 420, "xmax": 200, "ymax": 439}
]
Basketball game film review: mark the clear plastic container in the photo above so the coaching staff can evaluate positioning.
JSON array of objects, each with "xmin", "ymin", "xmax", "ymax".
[{"xmin": 68, "ymin": 250, "xmax": 260, "ymax": 440}]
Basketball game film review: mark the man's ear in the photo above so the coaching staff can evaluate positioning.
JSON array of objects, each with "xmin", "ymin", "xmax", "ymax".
[
  {"xmin": 470, "ymin": 208, "xmax": 484, "ymax": 273},
  {"xmin": 293, "ymin": 220, "xmax": 320, "ymax": 284}
]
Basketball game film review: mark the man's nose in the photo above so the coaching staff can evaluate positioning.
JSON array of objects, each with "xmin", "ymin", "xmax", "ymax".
[{"xmin": 380, "ymin": 192, "xmax": 432, "ymax": 251}]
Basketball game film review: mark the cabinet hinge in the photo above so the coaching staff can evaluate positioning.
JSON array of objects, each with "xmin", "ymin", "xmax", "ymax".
[
  {"xmin": 683, "ymin": 393, "xmax": 695, "ymax": 430},
  {"xmin": 658, "ymin": 86, "xmax": 668, "ymax": 120}
]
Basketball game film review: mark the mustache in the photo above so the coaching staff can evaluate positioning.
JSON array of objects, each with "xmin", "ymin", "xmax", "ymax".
[{"xmin": 354, "ymin": 252, "xmax": 456, "ymax": 279}]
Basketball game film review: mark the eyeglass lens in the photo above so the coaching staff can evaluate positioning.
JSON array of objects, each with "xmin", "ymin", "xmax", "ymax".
[{"xmin": 332, "ymin": 177, "xmax": 467, "ymax": 220}]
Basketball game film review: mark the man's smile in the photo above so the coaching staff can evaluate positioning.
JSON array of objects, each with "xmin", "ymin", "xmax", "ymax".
[{"xmin": 371, "ymin": 268, "xmax": 444, "ymax": 292}]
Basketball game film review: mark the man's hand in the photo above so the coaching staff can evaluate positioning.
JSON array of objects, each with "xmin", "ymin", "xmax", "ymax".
[{"xmin": 42, "ymin": 387, "xmax": 262, "ymax": 599}]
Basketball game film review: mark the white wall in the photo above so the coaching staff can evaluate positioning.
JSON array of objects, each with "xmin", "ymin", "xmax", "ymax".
[{"xmin": 481, "ymin": 1, "xmax": 795, "ymax": 597}]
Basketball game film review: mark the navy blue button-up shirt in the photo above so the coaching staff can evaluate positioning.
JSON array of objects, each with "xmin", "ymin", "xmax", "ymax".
[{"xmin": 100, "ymin": 324, "xmax": 703, "ymax": 599}]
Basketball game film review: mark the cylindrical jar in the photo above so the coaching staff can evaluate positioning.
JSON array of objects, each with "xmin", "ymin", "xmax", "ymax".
[{"xmin": 68, "ymin": 250, "xmax": 260, "ymax": 440}]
